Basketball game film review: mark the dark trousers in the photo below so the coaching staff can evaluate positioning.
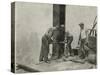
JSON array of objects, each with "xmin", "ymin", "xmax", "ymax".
[
  {"xmin": 79, "ymin": 39, "xmax": 87, "ymax": 59},
  {"xmin": 58, "ymin": 43, "xmax": 64, "ymax": 58},
  {"xmin": 68, "ymin": 44, "xmax": 73, "ymax": 56},
  {"xmin": 52, "ymin": 43, "xmax": 64, "ymax": 59},
  {"xmin": 64, "ymin": 44, "xmax": 73, "ymax": 57},
  {"xmin": 39, "ymin": 46, "xmax": 49, "ymax": 62},
  {"xmin": 52, "ymin": 43, "xmax": 60, "ymax": 59}
]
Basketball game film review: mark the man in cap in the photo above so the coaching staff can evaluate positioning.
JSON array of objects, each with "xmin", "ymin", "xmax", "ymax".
[{"xmin": 78, "ymin": 22, "xmax": 87, "ymax": 59}]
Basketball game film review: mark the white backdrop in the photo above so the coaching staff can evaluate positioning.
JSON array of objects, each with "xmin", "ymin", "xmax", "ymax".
[{"xmin": 0, "ymin": 0, "xmax": 100, "ymax": 75}]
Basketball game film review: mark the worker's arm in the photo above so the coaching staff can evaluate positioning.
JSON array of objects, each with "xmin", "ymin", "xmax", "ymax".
[
  {"xmin": 78, "ymin": 34, "xmax": 81, "ymax": 45},
  {"xmin": 67, "ymin": 36, "xmax": 73, "ymax": 45}
]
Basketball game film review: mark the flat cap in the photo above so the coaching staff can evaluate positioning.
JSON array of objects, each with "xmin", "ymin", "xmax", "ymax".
[{"xmin": 79, "ymin": 22, "xmax": 84, "ymax": 26}]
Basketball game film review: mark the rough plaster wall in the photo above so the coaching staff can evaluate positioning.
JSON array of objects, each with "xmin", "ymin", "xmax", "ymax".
[
  {"xmin": 15, "ymin": 2, "xmax": 53, "ymax": 64},
  {"xmin": 15, "ymin": 3, "xmax": 97, "ymax": 65},
  {"xmin": 65, "ymin": 5, "xmax": 97, "ymax": 48}
]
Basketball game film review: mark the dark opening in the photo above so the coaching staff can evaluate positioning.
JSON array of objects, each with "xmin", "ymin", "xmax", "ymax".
[
  {"xmin": 60, "ymin": 5, "xmax": 65, "ymax": 25},
  {"xmin": 52, "ymin": 4, "xmax": 65, "ymax": 58}
]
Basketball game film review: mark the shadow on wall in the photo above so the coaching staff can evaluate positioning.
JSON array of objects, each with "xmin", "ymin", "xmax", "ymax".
[{"xmin": 16, "ymin": 32, "xmax": 41, "ymax": 65}]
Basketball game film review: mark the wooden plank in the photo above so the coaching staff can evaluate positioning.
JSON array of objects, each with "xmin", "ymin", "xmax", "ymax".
[{"xmin": 16, "ymin": 64, "xmax": 40, "ymax": 72}]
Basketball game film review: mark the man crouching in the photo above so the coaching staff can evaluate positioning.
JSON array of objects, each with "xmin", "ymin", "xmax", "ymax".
[{"xmin": 64, "ymin": 31, "xmax": 73, "ymax": 57}]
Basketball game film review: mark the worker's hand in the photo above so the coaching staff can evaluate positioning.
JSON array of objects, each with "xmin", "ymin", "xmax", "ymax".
[
  {"xmin": 78, "ymin": 40, "xmax": 81, "ymax": 45},
  {"xmin": 78, "ymin": 41, "xmax": 80, "ymax": 45},
  {"xmin": 77, "ymin": 45, "xmax": 80, "ymax": 48},
  {"xmin": 52, "ymin": 39, "xmax": 57, "ymax": 43},
  {"xmin": 64, "ymin": 40, "xmax": 67, "ymax": 43}
]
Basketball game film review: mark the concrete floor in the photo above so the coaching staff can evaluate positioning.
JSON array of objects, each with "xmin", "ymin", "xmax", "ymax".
[{"xmin": 16, "ymin": 56, "xmax": 96, "ymax": 73}]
